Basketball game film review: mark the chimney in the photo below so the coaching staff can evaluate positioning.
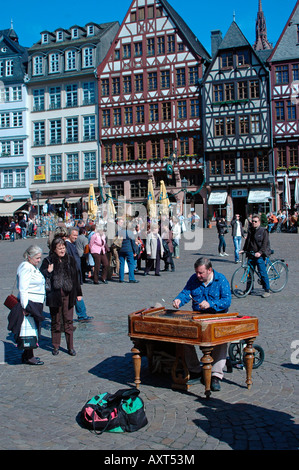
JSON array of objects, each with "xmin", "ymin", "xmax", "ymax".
[{"xmin": 211, "ymin": 30, "xmax": 222, "ymax": 57}]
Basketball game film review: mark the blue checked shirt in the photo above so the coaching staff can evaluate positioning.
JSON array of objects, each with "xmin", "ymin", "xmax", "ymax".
[{"xmin": 175, "ymin": 270, "xmax": 231, "ymax": 313}]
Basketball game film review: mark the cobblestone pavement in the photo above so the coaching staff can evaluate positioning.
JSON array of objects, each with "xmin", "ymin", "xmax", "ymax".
[{"xmin": 0, "ymin": 227, "xmax": 298, "ymax": 451}]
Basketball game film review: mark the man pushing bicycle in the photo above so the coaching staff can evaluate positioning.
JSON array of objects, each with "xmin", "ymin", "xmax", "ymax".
[{"xmin": 240, "ymin": 214, "xmax": 271, "ymax": 298}]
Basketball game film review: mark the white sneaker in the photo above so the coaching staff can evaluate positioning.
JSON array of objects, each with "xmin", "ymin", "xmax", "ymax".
[
  {"xmin": 262, "ymin": 291, "xmax": 270, "ymax": 298},
  {"xmin": 219, "ymin": 253, "xmax": 224, "ymax": 257},
  {"xmin": 223, "ymin": 252, "xmax": 229, "ymax": 256}
]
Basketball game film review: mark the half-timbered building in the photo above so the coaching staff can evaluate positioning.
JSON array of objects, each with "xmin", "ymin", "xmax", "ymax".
[
  {"xmin": 202, "ymin": 21, "xmax": 273, "ymax": 222},
  {"xmin": 268, "ymin": 0, "xmax": 299, "ymax": 210},
  {"xmin": 97, "ymin": 0, "xmax": 211, "ymax": 214}
]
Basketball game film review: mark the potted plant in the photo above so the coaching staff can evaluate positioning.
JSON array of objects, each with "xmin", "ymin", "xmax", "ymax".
[
  {"xmin": 288, "ymin": 165, "xmax": 299, "ymax": 176},
  {"xmin": 276, "ymin": 166, "xmax": 287, "ymax": 177}
]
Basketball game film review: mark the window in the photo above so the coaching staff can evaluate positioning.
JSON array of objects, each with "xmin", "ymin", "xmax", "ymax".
[
  {"xmin": 134, "ymin": 74, "xmax": 143, "ymax": 92},
  {"xmin": 114, "ymin": 50, "xmax": 120, "ymax": 60},
  {"xmin": 157, "ymin": 36, "xmax": 165, "ymax": 55},
  {"xmin": 0, "ymin": 61, "xmax": 3, "ymax": 77},
  {"xmin": 83, "ymin": 115, "xmax": 95, "ymax": 141},
  {"xmin": 148, "ymin": 5, "xmax": 154, "ymax": 18},
  {"xmin": 123, "ymin": 44, "xmax": 131, "ymax": 59},
  {"xmin": 12, "ymin": 86, "xmax": 22, "ymax": 101},
  {"xmin": 131, "ymin": 180, "xmax": 147, "ymax": 198},
  {"xmin": 177, "ymin": 100, "xmax": 187, "ymax": 119},
  {"xmin": 67, "ymin": 153, "xmax": 79, "ymax": 180},
  {"xmin": 83, "ymin": 47, "xmax": 93, "ymax": 68},
  {"xmin": 57, "ymin": 31, "xmax": 63, "ymax": 42},
  {"xmin": 213, "ymin": 84, "xmax": 224, "ymax": 102},
  {"xmin": 115, "ymin": 142, "xmax": 123, "ymax": 161},
  {"xmin": 238, "ymin": 81, "xmax": 248, "ymax": 99},
  {"xmin": 12, "ymin": 112, "xmax": 22, "ymax": 127},
  {"xmin": 33, "ymin": 121, "xmax": 45, "ymax": 146},
  {"xmin": 210, "ymin": 156, "xmax": 221, "ymax": 175},
  {"xmin": 277, "ymin": 145, "xmax": 286, "ymax": 168},
  {"xmin": 112, "ymin": 77, "xmax": 120, "ymax": 95},
  {"xmin": 101, "ymin": 78, "xmax": 109, "ymax": 96},
  {"xmin": 223, "ymin": 153, "xmax": 235, "ymax": 174},
  {"xmin": 12, "ymin": 140, "xmax": 23, "ymax": 156},
  {"xmin": 161, "ymin": 70, "xmax": 170, "ymax": 89},
  {"xmin": 113, "ymin": 108, "xmax": 121, "ymax": 126},
  {"xmin": 189, "ymin": 66, "xmax": 198, "ymax": 85},
  {"xmin": 214, "ymin": 118, "xmax": 224, "ymax": 137},
  {"xmin": 225, "ymin": 83, "xmax": 234, "ymax": 101},
  {"xmin": 72, "ymin": 28, "xmax": 79, "ymax": 39},
  {"xmin": 49, "ymin": 53, "xmax": 60, "ymax": 73},
  {"xmin": 66, "ymin": 50, "xmax": 76, "ymax": 70},
  {"xmin": 275, "ymin": 101, "xmax": 285, "ymax": 121},
  {"xmin": 162, "ymin": 102, "xmax": 171, "ymax": 121},
  {"xmin": 130, "ymin": 11, "xmax": 136, "ymax": 22},
  {"xmin": 103, "ymin": 143, "xmax": 112, "ymax": 163},
  {"xmin": 251, "ymin": 114, "xmax": 260, "ymax": 133},
  {"xmin": 127, "ymin": 141, "xmax": 135, "ymax": 159},
  {"xmin": 6, "ymin": 60, "xmax": 13, "ymax": 76},
  {"xmin": 136, "ymin": 105, "xmax": 144, "ymax": 124},
  {"xmin": 83, "ymin": 82, "xmax": 95, "ymax": 105},
  {"xmin": 84, "ymin": 152, "xmax": 96, "ymax": 179},
  {"xmin": 50, "ymin": 155, "xmax": 62, "ymax": 182},
  {"xmin": 149, "ymin": 103, "xmax": 158, "ymax": 122},
  {"xmin": 87, "ymin": 25, "xmax": 94, "ymax": 36},
  {"xmin": 176, "ymin": 68, "xmax": 186, "ymax": 87},
  {"xmin": 292, "ymin": 64, "xmax": 299, "ymax": 81},
  {"xmin": 102, "ymin": 109, "xmax": 110, "ymax": 127},
  {"xmin": 226, "ymin": 117, "xmax": 235, "ymax": 135},
  {"xmin": 237, "ymin": 50, "xmax": 249, "ymax": 66},
  {"xmin": 243, "ymin": 151, "xmax": 255, "ymax": 173},
  {"xmin": 220, "ymin": 52, "xmax": 233, "ymax": 68},
  {"xmin": 42, "ymin": 33, "xmax": 48, "ymax": 44},
  {"xmin": 0, "ymin": 113, "xmax": 10, "ymax": 128},
  {"xmin": 66, "ymin": 117, "xmax": 78, "ymax": 142},
  {"xmin": 110, "ymin": 181, "xmax": 124, "ymax": 198},
  {"xmin": 49, "ymin": 87, "xmax": 61, "ymax": 109},
  {"xmin": 190, "ymin": 99, "xmax": 199, "ymax": 118},
  {"xmin": 1, "ymin": 141, "xmax": 10, "ymax": 156},
  {"xmin": 3, "ymin": 169, "xmax": 13, "ymax": 188},
  {"xmin": 124, "ymin": 107, "xmax": 133, "ymax": 125},
  {"xmin": 33, "ymin": 56, "xmax": 43, "ymax": 76},
  {"xmin": 134, "ymin": 42, "xmax": 142, "ymax": 57},
  {"xmin": 257, "ymin": 152, "xmax": 269, "ymax": 172},
  {"xmin": 123, "ymin": 76, "xmax": 132, "ymax": 94},
  {"xmin": 151, "ymin": 139, "xmax": 160, "ymax": 158},
  {"xmin": 289, "ymin": 143, "xmax": 298, "ymax": 167},
  {"xmin": 15, "ymin": 169, "xmax": 26, "ymax": 187},
  {"xmin": 33, "ymin": 89, "xmax": 45, "ymax": 111},
  {"xmin": 179, "ymin": 136, "xmax": 189, "ymax": 155},
  {"xmin": 249, "ymin": 80, "xmax": 260, "ymax": 99},
  {"xmin": 0, "ymin": 87, "xmax": 10, "ymax": 102},
  {"xmin": 164, "ymin": 138, "xmax": 173, "ymax": 158},
  {"xmin": 147, "ymin": 38, "xmax": 155, "ymax": 56},
  {"xmin": 287, "ymin": 100, "xmax": 296, "ymax": 120},
  {"xmin": 138, "ymin": 7, "xmax": 145, "ymax": 20},
  {"xmin": 275, "ymin": 65, "xmax": 289, "ymax": 84},
  {"xmin": 148, "ymin": 72, "xmax": 157, "ymax": 91},
  {"xmin": 66, "ymin": 84, "xmax": 78, "ymax": 107},
  {"xmin": 239, "ymin": 115, "xmax": 249, "ymax": 134},
  {"xmin": 137, "ymin": 141, "xmax": 146, "ymax": 158},
  {"xmin": 50, "ymin": 119, "xmax": 61, "ymax": 144},
  {"xmin": 167, "ymin": 35, "xmax": 175, "ymax": 53}
]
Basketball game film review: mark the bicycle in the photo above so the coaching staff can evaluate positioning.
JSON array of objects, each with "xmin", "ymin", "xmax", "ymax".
[
  {"xmin": 227, "ymin": 340, "xmax": 265, "ymax": 370},
  {"xmin": 231, "ymin": 251, "xmax": 288, "ymax": 298}
]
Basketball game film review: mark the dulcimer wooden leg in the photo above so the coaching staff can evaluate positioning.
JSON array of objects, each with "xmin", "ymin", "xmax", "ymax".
[
  {"xmin": 243, "ymin": 337, "xmax": 256, "ymax": 390},
  {"xmin": 131, "ymin": 346, "xmax": 141, "ymax": 389},
  {"xmin": 199, "ymin": 346, "xmax": 214, "ymax": 398}
]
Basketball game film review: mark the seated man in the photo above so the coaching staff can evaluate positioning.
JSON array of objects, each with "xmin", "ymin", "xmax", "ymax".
[{"xmin": 173, "ymin": 257, "xmax": 231, "ymax": 391}]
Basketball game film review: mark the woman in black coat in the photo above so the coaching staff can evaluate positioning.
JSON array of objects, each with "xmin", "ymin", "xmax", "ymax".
[{"xmin": 40, "ymin": 238, "xmax": 82, "ymax": 356}]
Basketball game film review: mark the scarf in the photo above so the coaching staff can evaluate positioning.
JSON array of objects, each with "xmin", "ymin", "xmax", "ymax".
[{"xmin": 51, "ymin": 253, "xmax": 73, "ymax": 293}]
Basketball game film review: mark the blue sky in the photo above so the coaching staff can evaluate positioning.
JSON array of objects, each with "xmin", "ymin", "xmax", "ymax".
[{"xmin": 1, "ymin": 0, "xmax": 295, "ymax": 53}]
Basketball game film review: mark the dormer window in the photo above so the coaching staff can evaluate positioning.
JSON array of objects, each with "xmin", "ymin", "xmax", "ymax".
[
  {"xmin": 42, "ymin": 33, "xmax": 48, "ymax": 44},
  {"xmin": 87, "ymin": 25, "xmax": 94, "ymax": 36},
  {"xmin": 57, "ymin": 31, "xmax": 63, "ymax": 42},
  {"xmin": 72, "ymin": 28, "xmax": 79, "ymax": 39}
]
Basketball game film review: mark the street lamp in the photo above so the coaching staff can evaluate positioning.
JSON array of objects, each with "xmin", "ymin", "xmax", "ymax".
[
  {"xmin": 181, "ymin": 177, "xmax": 188, "ymax": 221},
  {"xmin": 35, "ymin": 189, "xmax": 42, "ymax": 238}
]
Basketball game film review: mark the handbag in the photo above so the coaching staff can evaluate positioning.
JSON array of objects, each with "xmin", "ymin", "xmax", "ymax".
[
  {"xmin": 112, "ymin": 236, "xmax": 123, "ymax": 250},
  {"xmin": 80, "ymin": 388, "xmax": 147, "ymax": 434},
  {"xmin": 18, "ymin": 315, "xmax": 38, "ymax": 350},
  {"xmin": 4, "ymin": 278, "xmax": 18, "ymax": 310}
]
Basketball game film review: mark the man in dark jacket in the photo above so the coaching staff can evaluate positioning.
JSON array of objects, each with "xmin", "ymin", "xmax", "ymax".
[{"xmin": 241, "ymin": 214, "xmax": 271, "ymax": 298}]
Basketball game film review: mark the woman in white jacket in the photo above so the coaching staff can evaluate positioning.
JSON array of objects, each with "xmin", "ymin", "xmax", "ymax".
[
  {"xmin": 144, "ymin": 224, "xmax": 164, "ymax": 276},
  {"xmin": 17, "ymin": 245, "xmax": 45, "ymax": 365}
]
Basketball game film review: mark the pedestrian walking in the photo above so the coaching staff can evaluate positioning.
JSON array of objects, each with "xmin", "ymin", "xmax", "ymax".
[
  {"xmin": 216, "ymin": 217, "xmax": 229, "ymax": 257},
  {"xmin": 231, "ymin": 214, "xmax": 245, "ymax": 263}
]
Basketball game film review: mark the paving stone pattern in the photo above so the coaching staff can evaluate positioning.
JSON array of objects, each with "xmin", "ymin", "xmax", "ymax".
[{"xmin": 0, "ymin": 228, "xmax": 298, "ymax": 450}]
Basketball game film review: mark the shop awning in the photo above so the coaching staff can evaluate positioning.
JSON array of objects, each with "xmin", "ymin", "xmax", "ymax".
[
  {"xmin": 0, "ymin": 201, "xmax": 26, "ymax": 216},
  {"xmin": 248, "ymin": 188, "xmax": 271, "ymax": 204},
  {"xmin": 208, "ymin": 191, "xmax": 227, "ymax": 205}
]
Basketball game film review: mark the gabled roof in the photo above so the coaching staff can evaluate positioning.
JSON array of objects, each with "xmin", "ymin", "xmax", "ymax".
[
  {"xmin": 268, "ymin": 0, "xmax": 299, "ymax": 62},
  {"xmin": 160, "ymin": 0, "xmax": 211, "ymax": 62},
  {"xmin": 218, "ymin": 21, "xmax": 250, "ymax": 50}
]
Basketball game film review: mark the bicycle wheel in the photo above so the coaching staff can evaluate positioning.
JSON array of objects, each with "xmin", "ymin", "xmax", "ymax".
[
  {"xmin": 231, "ymin": 266, "xmax": 253, "ymax": 298},
  {"xmin": 228, "ymin": 342, "xmax": 242, "ymax": 365},
  {"xmin": 267, "ymin": 260, "xmax": 288, "ymax": 292},
  {"xmin": 243, "ymin": 344, "xmax": 265, "ymax": 369}
]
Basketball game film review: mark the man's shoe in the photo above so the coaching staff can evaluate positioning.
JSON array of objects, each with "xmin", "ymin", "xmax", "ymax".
[
  {"xmin": 262, "ymin": 291, "xmax": 270, "ymax": 298},
  {"xmin": 52, "ymin": 348, "xmax": 59, "ymax": 356},
  {"xmin": 219, "ymin": 253, "xmax": 224, "ymax": 257},
  {"xmin": 129, "ymin": 280, "xmax": 139, "ymax": 283},
  {"xmin": 68, "ymin": 349, "xmax": 76, "ymax": 356},
  {"xmin": 211, "ymin": 376, "xmax": 221, "ymax": 391},
  {"xmin": 77, "ymin": 316, "xmax": 94, "ymax": 322},
  {"xmin": 223, "ymin": 252, "xmax": 229, "ymax": 256}
]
